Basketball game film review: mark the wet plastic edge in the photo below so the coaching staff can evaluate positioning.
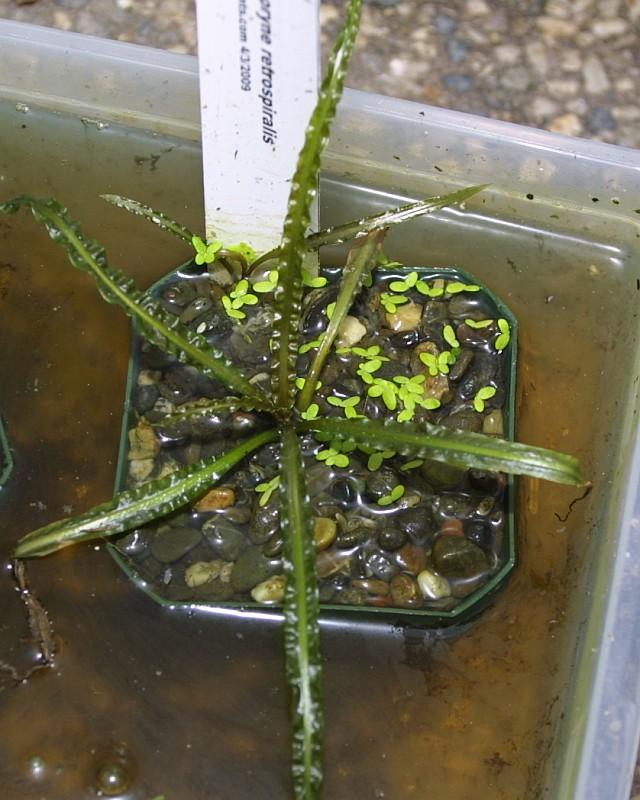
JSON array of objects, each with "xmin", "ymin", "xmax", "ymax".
[
  {"xmin": 108, "ymin": 261, "xmax": 518, "ymax": 627},
  {"xmin": 0, "ymin": 415, "xmax": 13, "ymax": 488}
]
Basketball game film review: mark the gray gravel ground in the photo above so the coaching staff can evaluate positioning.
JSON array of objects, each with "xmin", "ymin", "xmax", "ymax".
[
  {"xmin": 1, "ymin": 0, "xmax": 640, "ymax": 796},
  {"xmin": 1, "ymin": 0, "xmax": 639, "ymax": 147}
]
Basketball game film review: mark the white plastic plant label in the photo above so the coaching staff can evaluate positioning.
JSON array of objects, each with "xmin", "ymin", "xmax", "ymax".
[{"xmin": 195, "ymin": 0, "xmax": 320, "ymax": 253}]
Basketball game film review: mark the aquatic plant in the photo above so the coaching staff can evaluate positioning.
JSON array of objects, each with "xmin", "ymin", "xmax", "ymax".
[{"xmin": 0, "ymin": 1, "xmax": 583, "ymax": 797}]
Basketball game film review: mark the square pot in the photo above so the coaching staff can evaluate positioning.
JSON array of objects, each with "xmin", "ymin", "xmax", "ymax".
[
  {"xmin": 1, "ymin": 20, "xmax": 640, "ymax": 800},
  {"xmin": 111, "ymin": 262, "xmax": 518, "ymax": 625}
]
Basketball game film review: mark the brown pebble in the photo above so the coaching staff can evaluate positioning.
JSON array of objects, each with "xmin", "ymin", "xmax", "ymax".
[
  {"xmin": 352, "ymin": 578, "xmax": 390, "ymax": 596},
  {"xmin": 424, "ymin": 373, "xmax": 451, "ymax": 403},
  {"xmin": 313, "ymin": 517, "xmax": 337, "ymax": 551},
  {"xmin": 194, "ymin": 486, "xmax": 236, "ymax": 511},
  {"xmin": 395, "ymin": 543, "xmax": 427, "ymax": 575},
  {"xmin": 390, "ymin": 574, "xmax": 422, "ymax": 608},
  {"xmin": 369, "ymin": 595, "xmax": 395, "ymax": 608},
  {"xmin": 439, "ymin": 519, "xmax": 464, "ymax": 537}
]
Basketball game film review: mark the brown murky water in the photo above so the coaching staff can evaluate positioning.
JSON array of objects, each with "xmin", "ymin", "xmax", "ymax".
[{"xmin": 0, "ymin": 100, "xmax": 635, "ymax": 799}]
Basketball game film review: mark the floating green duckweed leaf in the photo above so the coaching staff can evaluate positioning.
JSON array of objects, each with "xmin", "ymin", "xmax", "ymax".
[
  {"xmin": 302, "ymin": 268, "xmax": 328, "ymax": 288},
  {"xmin": 426, "ymin": 280, "xmax": 445, "ymax": 298},
  {"xmin": 367, "ymin": 378, "xmax": 398, "ymax": 411},
  {"xmin": 255, "ymin": 475, "xmax": 281, "ymax": 506},
  {"xmin": 420, "ymin": 352, "xmax": 439, "ymax": 376},
  {"xmin": 192, "ymin": 235, "xmax": 223, "ymax": 265},
  {"xmin": 300, "ymin": 403, "xmax": 320, "ymax": 421},
  {"xmin": 316, "ymin": 447, "xmax": 349, "ymax": 468},
  {"xmin": 401, "ymin": 459, "xmax": 424, "ymax": 471},
  {"xmin": 299, "ymin": 337, "xmax": 323, "ymax": 355},
  {"xmin": 389, "ymin": 271, "xmax": 418, "ymax": 293},
  {"xmin": 443, "ymin": 324, "xmax": 460, "ymax": 349},
  {"xmin": 327, "ymin": 395, "xmax": 363, "ymax": 419},
  {"xmin": 446, "ymin": 281, "xmax": 480, "ymax": 294},
  {"xmin": 377, "ymin": 252, "xmax": 403, "ymax": 268},
  {"xmin": 359, "ymin": 371, "xmax": 374, "ymax": 385},
  {"xmin": 474, "ymin": 386, "xmax": 497, "ymax": 413},
  {"xmin": 222, "ymin": 294, "xmax": 246, "ymax": 320},
  {"xmin": 377, "ymin": 483, "xmax": 405, "ymax": 506},
  {"xmin": 419, "ymin": 397, "xmax": 442, "ymax": 411},
  {"xmin": 380, "ymin": 293, "xmax": 409, "ymax": 314},
  {"xmin": 438, "ymin": 350, "xmax": 458, "ymax": 374},
  {"xmin": 360, "ymin": 345, "xmax": 382, "ymax": 358},
  {"xmin": 394, "ymin": 375, "xmax": 425, "ymax": 394},
  {"xmin": 253, "ymin": 269, "xmax": 279, "ymax": 293},
  {"xmin": 227, "ymin": 279, "xmax": 259, "ymax": 312},
  {"xmin": 295, "ymin": 377, "xmax": 322, "ymax": 392},
  {"xmin": 495, "ymin": 318, "xmax": 511, "ymax": 351},
  {"xmin": 465, "ymin": 318, "xmax": 494, "ymax": 329},
  {"xmin": 367, "ymin": 450, "xmax": 395, "ymax": 471},
  {"xmin": 358, "ymin": 359, "xmax": 383, "ymax": 374}
]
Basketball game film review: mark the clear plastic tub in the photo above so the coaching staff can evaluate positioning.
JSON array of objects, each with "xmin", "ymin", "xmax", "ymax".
[{"xmin": 1, "ymin": 19, "xmax": 640, "ymax": 800}]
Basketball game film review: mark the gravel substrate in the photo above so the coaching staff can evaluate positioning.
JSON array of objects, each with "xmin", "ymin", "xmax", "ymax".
[{"xmin": 114, "ymin": 259, "xmax": 515, "ymax": 616}]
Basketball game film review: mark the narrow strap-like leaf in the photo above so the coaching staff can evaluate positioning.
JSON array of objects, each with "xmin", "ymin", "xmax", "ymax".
[
  {"xmin": 248, "ymin": 184, "xmax": 487, "ymax": 272},
  {"xmin": 100, "ymin": 194, "xmax": 194, "ymax": 242},
  {"xmin": 299, "ymin": 417, "xmax": 584, "ymax": 485},
  {"xmin": 151, "ymin": 396, "xmax": 270, "ymax": 427},
  {"xmin": 297, "ymin": 229, "xmax": 385, "ymax": 411},
  {"xmin": 272, "ymin": 0, "xmax": 363, "ymax": 413},
  {"xmin": 0, "ymin": 415, "xmax": 13, "ymax": 488},
  {"xmin": 280, "ymin": 424, "xmax": 323, "ymax": 799},
  {"xmin": 1, "ymin": 196, "xmax": 267, "ymax": 405},
  {"xmin": 15, "ymin": 429, "xmax": 278, "ymax": 558},
  {"xmin": 306, "ymin": 184, "xmax": 488, "ymax": 249}
]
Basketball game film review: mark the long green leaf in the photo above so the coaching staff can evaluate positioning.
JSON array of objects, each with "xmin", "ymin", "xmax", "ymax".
[
  {"xmin": 100, "ymin": 194, "xmax": 195, "ymax": 242},
  {"xmin": 0, "ymin": 196, "xmax": 266, "ymax": 405},
  {"xmin": 297, "ymin": 229, "xmax": 386, "ymax": 411},
  {"xmin": 248, "ymin": 184, "xmax": 487, "ymax": 272},
  {"xmin": 306, "ymin": 184, "xmax": 488, "ymax": 249},
  {"xmin": 150, "ymin": 397, "xmax": 270, "ymax": 427},
  {"xmin": 280, "ymin": 424, "xmax": 323, "ymax": 800},
  {"xmin": 272, "ymin": 0, "xmax": 363, "ymax": 412},
  {"xmin": 299, "ymin": 417, "xmax": 584, "ymax": 485},
  {"xmin": 15, "ymin": 429, "xmax": 277, "ymax": 558},
  {"xmin": 0, "ymin": 415, "xmax": 13, "ymax": 488}
]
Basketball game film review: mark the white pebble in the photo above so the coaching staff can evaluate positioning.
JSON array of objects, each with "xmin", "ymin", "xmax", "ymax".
[
  {"xmin": 185, "ymin": 560, "xmax": 223, "ymax": 588},
  {"xmin": 251, "ymin": 575, "xmax": 286, "ymax": 604},
  {"xmin": 335, "ymin": 315, "xmax": 367, "ymax": 348},
  {"xmin": 385, "ymin": 301, "xmax": 422, "ymax": 333},
  {"xmin": 417, "ymin": 569, "xmax": 451, "ymax": 600}
]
